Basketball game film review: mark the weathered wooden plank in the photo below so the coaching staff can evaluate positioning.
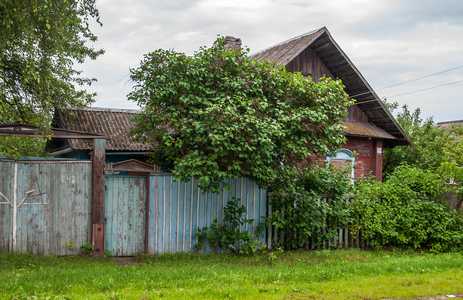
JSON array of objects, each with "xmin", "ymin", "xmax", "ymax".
[
  {"xmin": 2, "ymin": 160, "xmax": 92, "ymax": 255},
  {"xmin": 0, "ymin": 161, "xmax": 14, "ymax": 252},
  {"xmin": 91, "ymin": 138, "xmax": 106, "ymax": 256},
  {"xmin": 104, "ymin": 175, "xmax": 146, "ymax": 256}
]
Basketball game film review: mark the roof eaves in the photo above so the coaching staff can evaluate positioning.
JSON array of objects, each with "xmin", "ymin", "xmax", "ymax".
[{"xmin": 320, "ymin": 29, "xmax": 410, "ymax": 143}]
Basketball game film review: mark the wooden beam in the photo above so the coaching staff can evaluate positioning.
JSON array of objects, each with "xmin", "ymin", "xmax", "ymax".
[
  {"xmin": 144, "ymin": 175, "xmax": 150, "ymax": 254},
  {"xmin": 91, "ymin": 138, "xmax": 106, "ymax": 256},
  {"xmin": 375, "ymin": 140, "xmax": 383, "ymax": 181}
]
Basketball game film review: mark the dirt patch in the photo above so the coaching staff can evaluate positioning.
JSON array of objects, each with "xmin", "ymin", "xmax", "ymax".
[{"xmin": 111, "ymin": 257, "xmax": 139, "ymax": 266}]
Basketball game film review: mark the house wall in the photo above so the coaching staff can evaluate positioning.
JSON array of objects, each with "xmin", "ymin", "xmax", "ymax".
[
  {"xmin": 347, "ymin": 106, "xmax": 369, "ymax": 122},
  {"xmin": 342, "ymin": 137, "xmax": 383, "ymax": 180},
  {"xmin": 287, "ymin": 48, "xmax": 384, "ymax": 180},
  {"xmin": 286, "ymin": 48, "xmax": 332, "ymax": 80}
]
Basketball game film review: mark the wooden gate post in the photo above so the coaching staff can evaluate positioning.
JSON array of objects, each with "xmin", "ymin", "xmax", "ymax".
[
  {"xmin": 91, "ymin": 138, "xmax": 106, "ymax": 256},
  {"xmin": 375, "ymin": 140, "xmax": 383, "ymax": 181}
]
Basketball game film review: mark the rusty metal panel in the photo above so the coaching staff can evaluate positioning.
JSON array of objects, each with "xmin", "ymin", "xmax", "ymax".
[
  {"xmin": 147, "ymin": 176, "xmax": 267, "ymax": 254},
  {"xmin": 0, "ymin": 160, "xmax": 14, "ymax": 251},
  {"xmin": 104, "ymin": 175, "xmax": 146, "ymax": 256},
  {"xmin": 0, "ymin": 160, "xmax": 92, "ymax": 255}
]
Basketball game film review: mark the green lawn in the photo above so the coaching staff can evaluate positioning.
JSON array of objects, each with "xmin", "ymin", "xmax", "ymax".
[{"xmin": 0, "ymin": 250, "xmax": 462, "ymax": 299}]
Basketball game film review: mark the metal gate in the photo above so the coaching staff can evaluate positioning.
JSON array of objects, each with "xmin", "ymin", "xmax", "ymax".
[
  {"xmin": 104, "ymin": 175, "xmax": 147, "ymax": 256},
  {"xmin": 147, "ymin": 176, "xmax": 267, "ymax": 254}
]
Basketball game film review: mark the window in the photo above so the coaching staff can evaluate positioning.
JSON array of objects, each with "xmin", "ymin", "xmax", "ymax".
[{"xmin": 326, "ymin": 148, "xmax": 355, "ymax": 181}]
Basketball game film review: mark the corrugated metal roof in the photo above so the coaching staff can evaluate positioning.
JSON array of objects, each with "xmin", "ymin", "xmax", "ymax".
[
  {"xmin": 55, "ymin": 107, "xmax": 152, "ymax": 151},
  {"xmin": 344, "ymin": 122, "xmax": 397, "ymax": 140}
]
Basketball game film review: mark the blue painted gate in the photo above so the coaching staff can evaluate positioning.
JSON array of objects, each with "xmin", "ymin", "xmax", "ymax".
[{"xmin": 104, "ymin": 175, "xmax": 147, "ymax": 256}]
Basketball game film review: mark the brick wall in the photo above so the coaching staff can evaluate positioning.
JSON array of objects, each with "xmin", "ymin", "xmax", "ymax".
[{"xmin": 344, "ymin": 137, "xmax": 383, "ymax": 180}]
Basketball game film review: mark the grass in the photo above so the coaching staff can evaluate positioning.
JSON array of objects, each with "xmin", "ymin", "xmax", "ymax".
[{"xmin": 0, "ymin": 250, "xmax": 462, "ymax": 299}]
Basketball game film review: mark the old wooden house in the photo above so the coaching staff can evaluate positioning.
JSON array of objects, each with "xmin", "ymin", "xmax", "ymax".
[
  {"xmin": 250, "ymin": 27, "xmax": 409, "ymax": 180},
  {"xmin": 50, "ymin": 27, "xmax": 408, "ymax": 180},
  {"xmin": 49, "ymin": 107, "xmax": 158, "ymax": 173}
]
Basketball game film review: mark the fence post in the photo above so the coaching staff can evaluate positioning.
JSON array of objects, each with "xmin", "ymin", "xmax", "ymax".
[
  {"xmin": 91, "ymin": 138, "xmax": 106, "ymax": 256},
  {"xmin": 267, "ymin": 201, "xmax": 272, "ymax": 250},
  {"xmin": 11, "ymin": 162, "xmax": 18, "ymax": 251}
]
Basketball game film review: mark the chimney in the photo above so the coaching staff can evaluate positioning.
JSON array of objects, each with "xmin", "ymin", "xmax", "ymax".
[{"xmin": 224, "ymin": 36, "xmax": 242, "ymax": 50}]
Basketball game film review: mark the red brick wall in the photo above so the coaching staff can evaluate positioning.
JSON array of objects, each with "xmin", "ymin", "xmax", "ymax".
[{"xmin": 344, "ymin": 137, "xmax": 383, "ymax": 180}]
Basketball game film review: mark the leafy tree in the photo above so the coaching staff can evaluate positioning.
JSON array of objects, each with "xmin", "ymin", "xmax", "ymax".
[
  {"xmin": 129, "ymin": 37, "xmax": 352, "ymax": 189},
  {"xmin": 384, "ymin": 103, "xmax": 463, "ymax": 198},
  {"xmin": 0, "ymin": 0, "xmax": 103, "ymax": 156},
  {"xmin": 384, "ymin": 105, "xmax": 451, "ymax": 175}
]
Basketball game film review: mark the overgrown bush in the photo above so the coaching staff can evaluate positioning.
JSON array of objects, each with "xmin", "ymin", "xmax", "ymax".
[
  {"xmin": 268, "ymin": 165, "xmax": 353, "ymax": 249},
  {"xmin": 352, "ymin": 166, "xmax": 463, "ymax": 252},
  {"xmin": 196, "ymin": 197, "xmax": 264, "ymax": 255},
  {"xmin": 129, "ymin": 36, "xmax": 352, "ymax": 190}
]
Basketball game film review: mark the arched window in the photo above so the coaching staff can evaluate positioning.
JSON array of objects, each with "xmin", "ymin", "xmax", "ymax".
[{"xmin": 326, "ymin": 149, "xmax": 355, "ymax": 180}]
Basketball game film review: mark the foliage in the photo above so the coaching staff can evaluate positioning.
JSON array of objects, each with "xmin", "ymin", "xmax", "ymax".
[
  {"xmin": 0, "ymin": 0, "xmax": 103, "ymax": 156},
  {"xmin": 196, "ymin": 197, "xmax": 264, "ymax": 255},
  {"xmin": 80, "ymin": 243, "xmax": 93, "ymax": 256},
  {"xmin": 268, "ymin": 165, "xmax": 353, "ymax": 249},
  {"xmin": 352, "ymin": 166, "xmax": 463, "ymax": 252},
  {"xmin": 384, "ymin": 104, "xmax": 463, "ymax": 197},
  {"xmin": 129, "ymin": 37, "xmax": 352, "ymax": 190},
  {"xmin": 0, "ymin": 136, "xmax": 47, "ymax": 158},
  {"xmin": 384, "ymin": 105, "xmax": 455, "ymax": 174}
]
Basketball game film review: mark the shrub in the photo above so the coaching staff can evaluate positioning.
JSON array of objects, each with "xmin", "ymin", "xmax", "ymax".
[
  {"xmin": 268, "ymin": 165, "xmax": 353, "ymax": 249},
  {"xmin": 352, "ymin": 166, "xmax": 463, "ymax": 251},
  {"xmin": 129, "ymin": 36, "xmax": 352, "ymax": 190},
  {"xmin": 80, "ymin": 243, "xmax": 93, "ymax": 256},
  {"xmin": 196, "ymin": 197, "xmax": 264, "ymax": 255}
]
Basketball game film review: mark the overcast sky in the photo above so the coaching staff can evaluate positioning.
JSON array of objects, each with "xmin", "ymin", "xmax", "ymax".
[{"xmin": 81, "ymin": 0, "xmax": 463, "ymax": 122}]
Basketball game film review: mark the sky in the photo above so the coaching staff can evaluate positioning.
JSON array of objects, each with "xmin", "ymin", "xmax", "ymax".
[{"xmin": 81, "ymin": 0, "xmax": 463, "ymax": 122}]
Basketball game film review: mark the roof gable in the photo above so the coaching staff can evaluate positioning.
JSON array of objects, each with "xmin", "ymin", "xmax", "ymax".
[{"xmin": 252, "ymin": 27, "xmax": 409, "ymax": 143}]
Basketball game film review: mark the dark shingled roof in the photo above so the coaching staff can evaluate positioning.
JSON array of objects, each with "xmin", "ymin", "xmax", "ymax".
[
  {"xmin": 53, "ymin": 107, "xmax": 398, "ymax": 152},
  {"xmin": 252, "ymin": 27, "xmax": 409, "ymax": 144},
  {"xmin": 54, "ymin": 107, "xmax": 152, "ymax": 151},
  {"xmin": 252, "ymin": 29, "xmax": 323, "ymax": 65}
]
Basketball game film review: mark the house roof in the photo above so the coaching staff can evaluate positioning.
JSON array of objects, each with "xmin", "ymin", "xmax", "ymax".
[
  {"xmin": 54, "ymin": 107, "xmax": 399, "ymax": 152},
  {"xmin": 54, "ymin": 107, "xmax": 152, "ymax": 151},
  {"xmin": 344, "ymin": 121, "xmax": 396, "ymax": 140},
  {"xmin": 251, "ymin": 27, "xmax": 409, "ymax": 144},
  {"xmin": 0, "ymin": 124, "xmax": 105, "ymax": 139},
  {"xmin": 437, "ymin": 120, "xmax": 463, "ymax": 129}
]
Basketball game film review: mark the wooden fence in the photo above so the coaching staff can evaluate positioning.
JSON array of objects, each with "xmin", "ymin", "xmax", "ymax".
[
  {"xmin": 0, "ymin": 158, "xmax": 368, "ymax": 256},
  {"xmin": 268, "ymin": 227, "xmax": 369, "ymax": 250},
  {"xmin": 103, "ymin": 174, "xmax": 267, "ymax": 255},
  {"xmin": 0, "ymin": 160, "xmax": 267, "ymax": 256},
  {"xmin": 0, "ymin": 159, "xmax": 92, "ymax": 255}
]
